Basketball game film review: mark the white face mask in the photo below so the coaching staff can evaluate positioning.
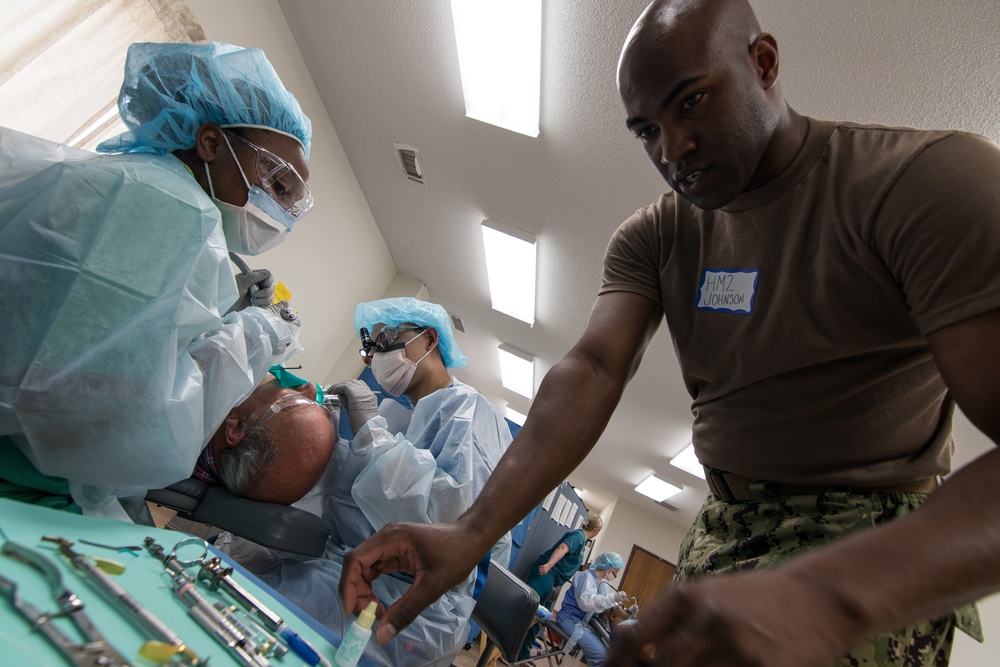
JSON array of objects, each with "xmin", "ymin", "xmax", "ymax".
[
  {"xmin": 371, "ymin": 330, "xmax": 432, "ymax": 397},
  {"xmin": 205, "ymin": 136, "xmax": 291, "ymax": 256}
]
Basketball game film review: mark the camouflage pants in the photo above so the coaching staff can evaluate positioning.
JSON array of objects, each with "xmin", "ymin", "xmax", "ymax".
[{"xmin": 676, "ymin": 487, "xmax": 982, "ymax": 667}]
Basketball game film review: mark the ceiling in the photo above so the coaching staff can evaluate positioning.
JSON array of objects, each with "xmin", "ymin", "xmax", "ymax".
[{"xmin": 275, "ymin": 0, "xmax": 1000, "ymax": 530}]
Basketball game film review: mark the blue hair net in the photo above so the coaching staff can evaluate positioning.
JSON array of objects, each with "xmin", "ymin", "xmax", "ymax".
[
  {"xmin": 97, "ymin": 42, "xmax": 311, "ymax": 157},
  {"xmin": 593, "ymin": 552, "xmax": 624, "ymax": 571},
  {"xmin": 354, "ymin": 297, "xmax": 467, "ymax": 369}
]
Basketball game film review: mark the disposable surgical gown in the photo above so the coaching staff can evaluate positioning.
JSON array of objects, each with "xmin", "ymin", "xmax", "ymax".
[
  {"xmin": 219, "ymin": 381, "xmax": 513, "ymax": 667},
  {"xmin": 0, "ymin": 128, "xmax": 300, "ymax": 516}
]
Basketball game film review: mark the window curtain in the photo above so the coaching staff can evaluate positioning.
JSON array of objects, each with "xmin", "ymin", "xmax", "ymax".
[{"xmin": 0, "ymin": 0, "xmax": 205, "ymax": 150}]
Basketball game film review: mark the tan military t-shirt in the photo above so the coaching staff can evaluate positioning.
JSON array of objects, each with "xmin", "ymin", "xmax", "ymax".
[{"xmin": 601, "ymin": 118, "xmax": 1000, "ymax": 485}]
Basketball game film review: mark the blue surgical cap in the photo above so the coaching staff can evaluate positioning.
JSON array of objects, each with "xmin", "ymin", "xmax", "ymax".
[
  {"xmin": 97, "ymin": 42, "xmax": 311, "ymax": 157},
  {"xmin": 354, "ymin": 297, "xmax": 467, "ymax": 369},
  {"xmin": 593, "ymin": 552, "xmax": 624, "ymax": 571}
]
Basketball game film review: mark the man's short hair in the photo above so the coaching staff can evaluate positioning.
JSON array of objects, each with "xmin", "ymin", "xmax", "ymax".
[{"xmin": 216, "ymin": 413, "xmax": 276, "ymax": 496}]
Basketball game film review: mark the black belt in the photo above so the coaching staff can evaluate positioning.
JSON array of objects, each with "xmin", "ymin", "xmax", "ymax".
[{"xmin": 704, "ymin": 467, "xmax": 939, "ymax": 503}]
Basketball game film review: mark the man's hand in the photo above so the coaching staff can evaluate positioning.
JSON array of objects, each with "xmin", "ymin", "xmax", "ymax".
[
  {"xmin": 608, "ymin": 569, "xmax": 856, "ymax": 667},
  {"xmin": 327, "ymin": 379, "xmax": 378, "ymax": 434},
  {"xmin": 340, "ymin": 521, "xmax": 486, "ymax": 645},
  {"xmin": 233, "ymin": 268, "xmax": 275, "ymax": 310},
  {"xmin": 538, "ymin": 563, "xmax": 552, "ymax": 575}
]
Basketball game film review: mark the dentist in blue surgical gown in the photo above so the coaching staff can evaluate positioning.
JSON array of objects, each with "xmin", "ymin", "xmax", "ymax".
[
  {"xmin": 220, "ymin": 297, "xmax": 514, "ymax": 667},
  {"xmin": 0, "ymin": 41, "xmax": 314, "ymax": 518}
]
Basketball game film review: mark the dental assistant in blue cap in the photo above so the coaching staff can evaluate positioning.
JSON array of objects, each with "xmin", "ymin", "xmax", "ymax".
[
  {"xmin": 555, "ymin": 552, "xmax": 629, "ymax": 667},
  {"xmin": 0, "ymin": 41, "xmax": 314, "ymax": 518}
]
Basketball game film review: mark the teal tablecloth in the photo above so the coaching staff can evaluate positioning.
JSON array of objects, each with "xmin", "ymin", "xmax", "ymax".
[{"xmin": 0, "ymin": 498, "xmax": 344, "ymax": 666}]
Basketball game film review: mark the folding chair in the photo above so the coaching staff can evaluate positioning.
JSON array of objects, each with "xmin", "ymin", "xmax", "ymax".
[{"xmin": 470, "ymin": 560, "xmax": 540, "ymax": 667}]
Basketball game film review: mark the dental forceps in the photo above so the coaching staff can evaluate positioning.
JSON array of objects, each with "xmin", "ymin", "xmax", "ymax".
[{"xmin": 0, "ymin": 541, "xmax": 133, "ymax": 667}]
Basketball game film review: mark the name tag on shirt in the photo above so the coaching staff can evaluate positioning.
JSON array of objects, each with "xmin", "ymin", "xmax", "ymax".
[{"xmin": 696, "ymin": 269, "xmax": 759, "ymax": 314}]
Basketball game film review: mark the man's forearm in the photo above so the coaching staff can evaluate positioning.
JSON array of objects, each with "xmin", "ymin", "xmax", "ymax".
[
  {"xmin": 547, "ymin": 544, "xmax": 570, "ymax": 567},
  {"xmin": 457, "ymin": 351, "xmax": 627, "ymax": 556}
]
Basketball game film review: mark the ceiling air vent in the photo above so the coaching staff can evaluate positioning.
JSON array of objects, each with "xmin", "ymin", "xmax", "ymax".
[
  {"xmin": 448, "ymin": 312, "xmax": 466, "ymax": 333},
  {"xmin": 657, "ymin": 499, "xmax": 680, "ymax": 512},
  {"xmin": 394, "ymin": 142, "xmax": 425, "ymax": 185}
]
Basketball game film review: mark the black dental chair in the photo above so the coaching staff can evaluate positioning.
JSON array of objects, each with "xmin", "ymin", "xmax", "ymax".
[{"xmin": 145, "ymin": 477, "xmax": 330, "ymax": 557}]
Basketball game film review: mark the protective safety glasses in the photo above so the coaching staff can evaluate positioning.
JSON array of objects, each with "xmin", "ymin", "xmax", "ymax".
[
  {"xmin": 358, "ymin": 325, "xmax": 426, "ymax": 365},
  {"xmin": 260, "ymin": 393, "xmax": 334, "ymax": 425},
  {"xmin": 226, "ymin": 131, "xmax": 314, "ymax": 219}
]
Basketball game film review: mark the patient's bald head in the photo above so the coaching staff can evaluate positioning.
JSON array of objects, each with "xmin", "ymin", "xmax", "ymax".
[{"xmin": 210, "ymin": 375, "xmax": 336, "ymax": 504}]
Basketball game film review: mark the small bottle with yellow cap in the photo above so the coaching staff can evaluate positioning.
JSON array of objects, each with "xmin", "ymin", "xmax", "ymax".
[{"xmin": 333, "ymin": 600, "xmax": 377, "ymax": 667}]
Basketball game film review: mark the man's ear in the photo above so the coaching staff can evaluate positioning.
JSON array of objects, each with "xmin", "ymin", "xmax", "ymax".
[
  {"xmin": 748, "ymin": 33, "xmax": 780, "ymax": 90},
  {"xmin": 221, "ymin": 414, "xmax": 245, "ymax": 447},
  {"xmin": 424, "ymin": 327, "xmax": 440, "ymax": 348},
  {"xmin": 194, "ymin": 123, "xmax": 225, "ymax": 163}
]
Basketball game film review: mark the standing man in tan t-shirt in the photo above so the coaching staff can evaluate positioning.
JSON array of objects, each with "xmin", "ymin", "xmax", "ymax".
[{"xmin": 338, "ymin": 1, "xmax": 1000, "ymax": 665}]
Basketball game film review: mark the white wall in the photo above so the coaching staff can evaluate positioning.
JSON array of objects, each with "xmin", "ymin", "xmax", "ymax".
[
  {"xmin": 591, "ymin": 496, "xmax": 689, "ymax": 574},
  {"xmin": 183, "ymin": 0, "xmax": 397, "ymax": 385}
]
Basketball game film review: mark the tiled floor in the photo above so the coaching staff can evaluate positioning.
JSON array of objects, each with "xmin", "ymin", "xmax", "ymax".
[{"xmin": 453, "ymin": 642, "xmax": 489, "ymax": 666}]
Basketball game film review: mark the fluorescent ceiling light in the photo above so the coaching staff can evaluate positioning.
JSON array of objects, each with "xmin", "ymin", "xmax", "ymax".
[
  {"xmin": 669, "ymin": 443, "xmax": 706, "ymax": 479},
  {"xmin": 450, "ymin": 0, "xmax": 541, "ymax": 137},
  {"xmin": 506, "ymin": 406, "xmax": 527, "ymax": 426},
  {"xmin": 482, "ymin": 219, "xmax": 536, "ymax": 324},
  {"xmin": 635, "ymin": 474, "xmax": 682, "ymax": 502},
  {"xmin": 66, "ymin": 103, "xmax": 120, "ymax": 147},
  {"xmin": 498, "ymin": 343, "xmax": 534, "ymax": 398}
]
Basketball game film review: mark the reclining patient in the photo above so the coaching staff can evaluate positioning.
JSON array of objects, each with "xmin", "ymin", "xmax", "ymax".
[{"xmin": 218, "ymin": 297, "xmax": 513, "ymax": 667}]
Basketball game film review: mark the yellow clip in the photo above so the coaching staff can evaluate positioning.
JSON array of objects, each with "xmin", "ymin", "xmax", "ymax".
[{"xmin": 272, "ymin": 281, "xmax": 293, "ymax": 304}]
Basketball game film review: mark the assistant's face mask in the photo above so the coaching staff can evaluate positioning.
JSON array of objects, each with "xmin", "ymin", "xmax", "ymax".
[
  {"xmin": 371, "ymin": 329, "xmax": 433, "ymax": 396},
  {"xmin": 205, "ymin": 135, "xmax": 291, "ymax": 256}
]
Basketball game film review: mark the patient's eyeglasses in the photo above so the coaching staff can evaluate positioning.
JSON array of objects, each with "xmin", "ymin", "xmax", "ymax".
[
  {"xmin": 358, "ymin": 325, "xmax": 426, "ymax": 365},
  {"xmin": 225, "ymin": 130, "xmax": 313, "ymax": 219},
  {"xmin": 260, "ymin": 393, "xmax": 334, "ymax": 426}
]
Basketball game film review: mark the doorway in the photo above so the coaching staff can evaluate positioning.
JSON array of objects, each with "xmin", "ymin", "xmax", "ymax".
[{"xmin": 619, "ymin": 545, "xmax": 675, "ymax": 611}]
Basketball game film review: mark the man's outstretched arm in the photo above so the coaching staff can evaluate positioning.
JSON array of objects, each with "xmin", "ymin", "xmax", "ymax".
[
  {"xmin": 339, "ymin": 291, "xmax": 663, "ymax": 644},
  {"xmin": 609, "ymin": 308, "xmax": 1000, "ymax": 667}
]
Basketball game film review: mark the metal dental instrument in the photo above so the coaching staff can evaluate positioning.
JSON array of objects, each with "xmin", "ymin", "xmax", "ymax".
[
  {"xmin": 145, "ymin": 537, "xmax": 271, "ymax": 667},
  {"xmin": 195, "ymin": 556, "xmax": 330, "ymax": 666},
  {"xmin": 78, "ymin": 539, "xmax": 142, "ymax": 553},
  {"xmin": 0, "ymin": 540, "xmax": 133, "ymax": 667},
  {"xmin": 152, "ymin": 537, "xmax": 331, "ymax": 667},
  {"xmin": 41, "ymin": 536, "xmax": 200, "ymax": 666},
  {"xmin": 198, "ymin": 557, "xmax": 283, "ymax": 632},
  {"xmin": 168, "ymin": 570, "xmax": 271, "ymax": 667},
  {"xmin": 213, "ymin": 601, "xmax": 288, "ymax": 660}
]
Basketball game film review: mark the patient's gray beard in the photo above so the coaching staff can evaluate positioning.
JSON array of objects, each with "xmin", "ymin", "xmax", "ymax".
[{"xmin": 217, "ymin": 413, "xmax": 277, "ymax": 496}]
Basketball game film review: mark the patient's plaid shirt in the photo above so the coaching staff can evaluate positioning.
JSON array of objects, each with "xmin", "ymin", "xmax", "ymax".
[{"xmin": 192, "ymin": 447, "xmax": 221, "ymax": 484}]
